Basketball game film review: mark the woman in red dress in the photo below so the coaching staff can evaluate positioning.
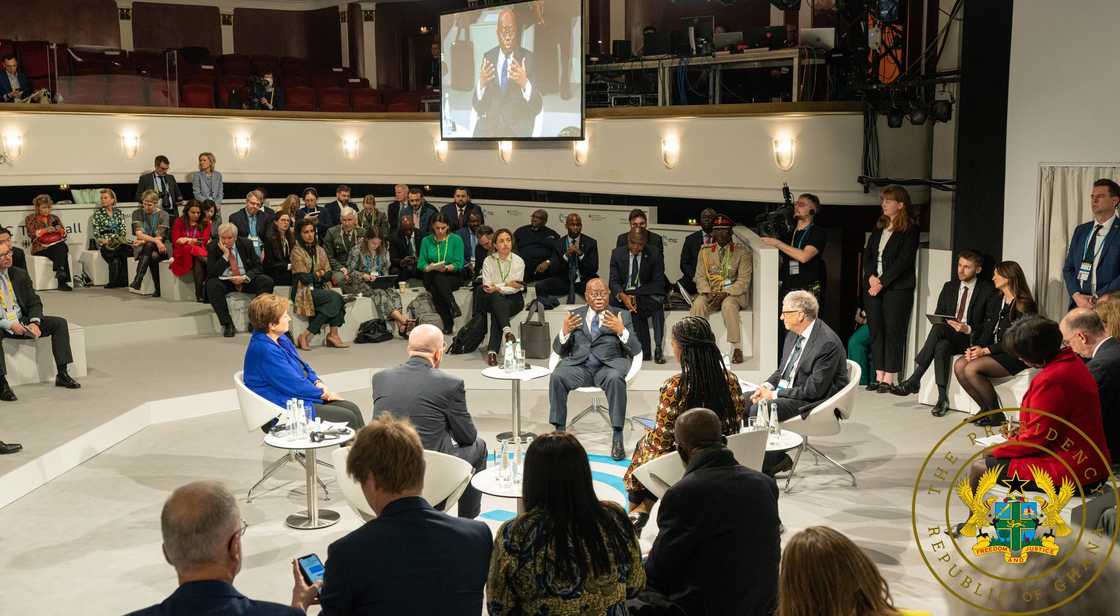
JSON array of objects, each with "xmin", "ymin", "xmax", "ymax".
[{"xmin": 170, "ymin": 200, "xmax": 212, "ymax": 302}]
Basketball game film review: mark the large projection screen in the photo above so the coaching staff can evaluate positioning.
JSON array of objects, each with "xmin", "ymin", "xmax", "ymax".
[{"xmin": 439, "ymin": 0, "xmax": 584, "ymax": 141}]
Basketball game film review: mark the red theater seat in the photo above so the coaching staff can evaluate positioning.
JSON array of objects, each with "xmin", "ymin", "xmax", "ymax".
[
  {"xmin": 285, "ymin": 86, "xmax": 316, "ymax": 111},
  {"xmin": 312, "ymin": 71, "xmax": 346, "ymax": 90},
  {"xmin": 107, "ymin": 75, "xmax": 148, "ymax": 106},
  {"xmin": 217, "ymin": 76, "xmax": 247, "ymax": 108},
  {"xmin": 317, "ymin": 87, "xmax": 350, "ymax": 112},
  {"xmin": 349, "ymin": 88, "xmax": 383, "ymax": 112},
  {"xmin": 14, "ymin": 41, "xmax": 51, "ymax": 77},
  {"xmin": 60, "ymin": 75, "xmax": 108, "ymax": 105},
  {"xmin": 345, "ymin": 77, "xmax": 370, "ymax": 89},
  {"xmin": 180, "ymin": 83, "xmax": 215, "ymax": 108}
]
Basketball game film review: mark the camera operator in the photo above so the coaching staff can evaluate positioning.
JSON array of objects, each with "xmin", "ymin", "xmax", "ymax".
[
  {"xmin": 761, "ymin": 193, "xmax": 827, "ymax": 362},
  {"xmin": 247, "ymin": 71, "xmax": 284, "ymax": 111}
]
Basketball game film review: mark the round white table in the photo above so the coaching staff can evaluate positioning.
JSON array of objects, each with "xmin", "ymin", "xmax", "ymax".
[
  {"xmin": 263, "ymin": 427, "xmax": 353, "ymax": 530},
  {"xmin": 471, "ymin": 467, "xmax": 525, "ymax": 514},
  {"xmin": 481, "ymin": 365, "xmax": 550, "ymax": 481},
  {"xmin": 740, "ymin": 427, "xmax": 805, "ymax": 492}
]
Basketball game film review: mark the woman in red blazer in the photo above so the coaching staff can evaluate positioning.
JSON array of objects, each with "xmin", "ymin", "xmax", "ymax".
[
  {"xmin": 980, "ymin": 316, "xmax": 1112, "ymax": 492},
  {"xmin": 170, "ymin": 200, "xmax": 212, "ymax": 302}
]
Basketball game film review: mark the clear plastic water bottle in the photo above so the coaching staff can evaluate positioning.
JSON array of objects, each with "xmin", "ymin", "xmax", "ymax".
[
  {"xmin": 767, "ymin": 400, "xmax": 781, "ymax": 437},
  {"xmin": 503, "ymin": 340, "xmax": 515, "ymax": 372},
  {"xmin": 497, "ymin": 439, "xmax": 511, "ymax": 486},
  {"xmin": 295, "ymin": 400, "xmax": 307, "ymax": 438},
  {"xmin": 757, "ymin": 400, "xmax": 770, "ymax": 431},
  {"xmin": 514, "ymin": 340, "xmax": 524, "ymax": 370}
]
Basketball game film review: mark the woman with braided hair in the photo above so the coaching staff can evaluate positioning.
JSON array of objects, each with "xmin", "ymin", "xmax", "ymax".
[{"xmin": 622, "ymin": 315, "xmax": 746, "ymax": 531}]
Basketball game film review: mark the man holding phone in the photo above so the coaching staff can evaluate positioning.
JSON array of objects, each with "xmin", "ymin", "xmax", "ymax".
[{"xmin": 548, "ymin": 277, "xmax": 641, "ymax": 460}]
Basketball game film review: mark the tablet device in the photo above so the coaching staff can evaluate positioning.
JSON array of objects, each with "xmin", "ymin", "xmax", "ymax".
[
  {"xmin": 368, "ymin": 275, "xmax": 399, "ymax": 290},
  {"xmin": 926, "ymin": 314, "xmax": 957, "ymax": 326}
]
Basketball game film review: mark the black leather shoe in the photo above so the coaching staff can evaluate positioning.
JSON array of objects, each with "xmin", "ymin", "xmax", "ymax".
[
  {"xmin": 654, "ymin": 349, "xmax": 666, "ymax": 364},
  {"xmin": 931, "ymin": 398, "xmax": 950, "ymax": 417},
  {"xmin": 58, "ymin": 281, "xmax": 72, "ymax": 292},
  {"xmin": 972, "ymin": 412, "xmax": 1006, "ymax": 427},
  {"xmin": 0, "ymin": 441, "xmax": 21, "ymax": 454},
  {"xmin": 55, "ymin": 371, "xmax": 80, "ymax": 389},
  {"xmin": 866, "ymin": 381, "xmax": 881, "ymax": 392},
  {"xmin": 629, "ymin": 511, "xmax": 650, "ymax": 533},
  {"xmin": 611, "ymin": 432, "xmax": 625, "ymax": 461},
  {"xmin": 222, "ymin": 323, "xmax": 236, "ymax": 338},
  {"xmin": 0, "ymin": 378, "xmax": 16, "ymax": 402},
  {"xmin": 876, "ymin": 382, "xmax": 892, "ymax": 393},
  {"xmin": 764, "ymin": 453, "xmax": 794, "ymax": 477},
  {"xmin": 890, "ymin": 380, "xmax": 919, "ymax": 396}
]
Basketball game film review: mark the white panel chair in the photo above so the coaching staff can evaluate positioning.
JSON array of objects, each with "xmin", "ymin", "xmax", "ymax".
[
  {"xmin": 331, "ymin": 447, "xmax": 474, "ymax": 522},
  {"xmin": 158, "ymin": 259, "xmax": 196, "ymax": 302},
  {"xmin": 726, "ymin": 429, "xmax": 768, "ymax": 473},
  {"xmin": 630, "ymin": 451, "xmax": 685, "ymax": 500},
  {"xmin": 77, "ymin": 250, "xmax": 109, "ymax": 286},
  {"xmin": 548, "ymin": 349, "xmax": 643, "ymax": 430},
  {"xmin": 779, "ymin": 360, "xmax": 861, "ymax": 489},
  {"xmin": 28, "ymin": 254, "xmax": 65, "ymax": 290}
]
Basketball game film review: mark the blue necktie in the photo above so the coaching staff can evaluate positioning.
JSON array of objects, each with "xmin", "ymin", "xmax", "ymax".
[
  {"xmin": 500, "ymin": 56, "xmax": 508, "ymax": 91},
  {"xmin": 591, "ymin": 311, "xmax": 601, "ymax": 337}
]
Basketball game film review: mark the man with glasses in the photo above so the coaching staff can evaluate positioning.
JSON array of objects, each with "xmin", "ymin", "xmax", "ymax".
[
  {"xmin": 229, "ymin": 190, "xmax": 275, "ymax": 258},
  {"xmin": 472, "ymin": 7, "xmax": 543, "ymax": 138},
  {"xmin": 127, "ymin": 481, "xmax": 299, "ymax": 616},
  {"xmin": 135, "ymin": 155, "xmax": 183, "ymax": 221}
]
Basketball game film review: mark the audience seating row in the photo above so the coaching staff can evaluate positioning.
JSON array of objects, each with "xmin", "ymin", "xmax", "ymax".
[
  {"xmin": 918, "ymin": 357, "xmax": 1036, "ymax": 415},
  {"xmin": 3, "ymin": 322, "xmax": 87, "ymax": 387}
]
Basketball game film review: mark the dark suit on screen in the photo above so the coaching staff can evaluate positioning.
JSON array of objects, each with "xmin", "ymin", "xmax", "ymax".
[
  {"xmin": 0, "ymin": 71, "xmax": 31, "ymax": 102},
  {"xmin": 677, "ymin": 229, "xmax": 709, "ymax": 295},
  {"xmin": 440, "ymin": 202, "xmax": 485, "ymax": 231},
  {"xmin": 472, "ymin": 46, "xmax": 544, "ymax": 138},
  {"xmin": 1062, "ymin": 217, "xmax": 1120, "ymax": 303},
  {"xmin": 535, "ymin": 234, "xmax": 599, "ymax": 300},
  {"xmin": 0, "ymin": 267, "xmax": 74, "ymax": 379},
  {"xmin": 548, "ymin": 305, "xmax": 641, "ymax": 429}
]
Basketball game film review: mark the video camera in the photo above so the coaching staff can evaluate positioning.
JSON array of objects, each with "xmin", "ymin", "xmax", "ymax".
[{"xmin": 755, "ymin": 183, "xmax": 796, "ymax": 239}]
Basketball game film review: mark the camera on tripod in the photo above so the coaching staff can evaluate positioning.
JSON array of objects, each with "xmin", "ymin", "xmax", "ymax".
[{"xmin": 755, "ymin": 183, "xmax": 796, "ymax": 239}]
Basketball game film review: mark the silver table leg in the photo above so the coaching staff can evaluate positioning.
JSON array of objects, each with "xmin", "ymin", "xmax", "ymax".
[
  {"xmin": 286, "ymin": 448, "xmax": 340, "ymax": 530},
  {"xmin": 784, "ymin": 441, "xmax": 807, "ymax": 493}
]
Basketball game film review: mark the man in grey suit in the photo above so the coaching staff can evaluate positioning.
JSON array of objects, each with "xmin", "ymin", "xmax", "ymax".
[
  {"xmin": 751, "ymin": 290, "xmax": 848, "ymax": 475},
  {"xmin": 372, "ymin": 324, "xmax": 487, "ymax": 519},
  {"xmin": 1059, "ymin": 308, "xmax": 1120, "ymax": 457},
  {"xmin": 135, "ymin": 154, "xmax": 182, "ymax": 221},
  {"xmin": 549, "ymin": 277, "xmax": 642, "ymax": 460}
]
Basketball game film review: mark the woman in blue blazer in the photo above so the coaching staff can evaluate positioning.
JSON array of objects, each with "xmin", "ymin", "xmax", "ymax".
[{"xmin": 243, "ymin": 293, "xmax": 364, "ymax": 430}]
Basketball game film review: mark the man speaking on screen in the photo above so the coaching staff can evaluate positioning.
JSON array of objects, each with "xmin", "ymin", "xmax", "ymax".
[{"xmin": 472, "ymin": 8, "xmax": 544, "ymax": 138}]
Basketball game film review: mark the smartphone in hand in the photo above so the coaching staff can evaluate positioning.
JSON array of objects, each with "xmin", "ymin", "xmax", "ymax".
[{"xmin": 297, "ymin": 553, "xmax": 325, "ymax": 586}]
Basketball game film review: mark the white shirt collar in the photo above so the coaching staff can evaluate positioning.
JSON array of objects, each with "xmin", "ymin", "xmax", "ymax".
[
  {"xmin": 960, "ymin": 278, "xmax": 976, "ymax": 291},
  {"xmin": 1092, "ymin": 336, "xmax": 1113, "ymax": 358},
  {"xmin": 798, "ymin": 319, "xmax": 815, "ymax": 342}
]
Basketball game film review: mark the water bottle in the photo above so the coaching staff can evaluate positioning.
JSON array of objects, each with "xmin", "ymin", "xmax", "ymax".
[
  {"xmin": 307, "ymin": 404, "xmax": 317, "ymax": 435},
  {"xmin": 757, "ymin": 400, "xmax": 770, "ymax": 431},
  {"xmin": 498, "ymin": 439, "xmax": 511, "ymax": 485},
  {"xmin": 295, "ymin": 400, "xmax": 308, "ymax": 438},
  {"xmin": 767, "ymin": 400, "xmax": 781, "ymax": 437},
  {"xmin": 514, "ymin": 340, "xmax": 524, "ymax": 370},
  {"xmin": 503, "ymin": 340, "xmax": 515, "ymax": 372}
]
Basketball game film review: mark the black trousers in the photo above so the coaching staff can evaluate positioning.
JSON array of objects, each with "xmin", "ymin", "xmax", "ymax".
[
  {"xmin": 439, "ymin": 438, "xmax": 488, "ymax": 519},
  {"xmin": 535, "ymin": 275, "xmax": 587, "ymax": 300},
  {"xmin": 864, "ymin": 287, "xmax": 913, "ymax": 373},
  {"xmin": 423, "ymin": 270, "xmax": 460, "ymax": 330},
  {"xmin": 750, "ymin": 398, "xmax": 813, "ymax": 475},
  {"xmin": 312, "ymin": 400, "xmax": 364, "ymax": 431},
  {"xmin": 615, "ymin": 295, "xmax": 664, "ymax": 359},
  {"xmin": 0, "ymin": 315, "xmax": 73, "ymax": 376},
  {"xmin": 677, "ymin": 275, "xmax": 698, "ymax": 295},
  {"xmin": 913, "ymin": 323, "xmax": 970, "ymax": 388},
  {"xmin": 99, "ymin": 245, "xmax": 131, "ymax": 287},
  {"xmin": 476, "ymin": 291, "xmax": 524, "ymax": 353},
  {"xmin": 135, "ymin": 242, "xmax": 168, "ymax": 293},
  {"xmin": 35, "ymin": 243, "xmax": 70, "ymax": 281},
  {"xmin": 206, "ymin": 276, "xmax": 275, "ymax": 327}
]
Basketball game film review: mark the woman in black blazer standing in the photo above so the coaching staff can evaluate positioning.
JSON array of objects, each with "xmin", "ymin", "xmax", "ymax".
[{"xmin": 863, "ymin": 185, "xmax": 920, "ymax": 392}]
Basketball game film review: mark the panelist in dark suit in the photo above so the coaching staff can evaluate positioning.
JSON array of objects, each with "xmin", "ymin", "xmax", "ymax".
[
  {"xmin": 0, "ymin": 227, "xmax": 28, "ymax": 271},
  {"xmin": 514, "ymin": 209, "xmax": 561, "ymax": 282},
  {"xmin": 136, "ymin": 155, "xmax": 183, "ymax": 221},
  {"xmin": 389, "ymin": 215, "xmax": 422, "ymax": 283},
  {"xmin": 535, "ymin": 213, "xmax": 598, "ymax": 302},
  {"xmin": 548, "ymin": 277, "xmax": 642, "ymax": 460},
  {"xmin": 127, "ymin": 481, "xmax": 300, "ymax": 616},
  {"xmin": 609, "ymin": 229, "xmax": 667, "ymax": 364},
  {"xmin": 372, "ymin": 324, "xmax": 488, "ymax": 519},
  {"xmin": 1060, "ymin": 308, "xmax": 1120, "ymax": 457},
  {"xmin": 440, "ymin": 187, "xmax": 485, "ymax": 232},
  {"xmin": 1063, "ymin": 178, "xmax": 1120, "ymax": 309},
  {"xmin": 891, "ymin": 249, "xmax": 999, "ymax": 416},
  {"xmin": 206, "ymin": 224, "xmax": 275, "ymax": 338},
  {"xmin": 290, "ymin": 415, "xmax": 492, "ymax": 615},
  {"xmin": 472, "ymin": 8, "xmax": 544, "ymax": 138},
  {"xmin": 0, "ymin": 54, "xmax": 31, "ymax": 102},
  {"xmin": 677, "ymin": 208, "xmax": 716, "ymax": 295},
  {"xmin": 228, "ymin": 190, "xmax": 274, "ymax": 258},
  {"xmin": 318, "ymin": 185, "xmax": 351, "ymax": 235}
]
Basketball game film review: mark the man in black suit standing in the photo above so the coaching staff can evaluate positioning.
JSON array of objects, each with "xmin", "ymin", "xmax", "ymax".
[
  {"xmin": 136, "ymin": 155, "xmax": 182, "ymax": 222},
  {"xmin": 389, "ymin": 215, "xmax": 422, "ymax": 284},
  {"xmin": 891, "ymin": 249, "xmax": 998, "ymax": 416},
  {"xmin": 535, "ymin": 212, "xmax": 598, "ymax": 303},
  {"xmin": 205, "ymin": 223, "xmax": 275, "ymax": 338},
  {"xmin": 549, "ymin": 277, "xmax": 642, "ymax": 460},
  {"xmin": 472, "ymin": 8, "xmax": 544, "ymax": 138},
  {"xmin": 1060, "ymin": 308, "xmax": 1120, "ymax": 457},
  {"xmin": 514, "ymin": 209, "xmax": 560, "ymax": 283},
  {"xmin": 372, "ymin": 324, "xmax": 488, "ymax": 519},
  {"xmin": 640, "ymin": 409, "xmax": 780, "ymax": 616},
  {"xmin": 678, "ymin": 208, "xmax": 716, "ymax": 296},
  {"xmin": 614, "ymin": 209, "xmax": 664, "ymax": 254},
  {"xmin": 440, "ymin": 187, "xmax": 485, "ymax": 232},
  {"xmin": 610, "ymin": 228, "xmax": 667, "ymax": 364},
  {"xmin": 228, "ymin": 190, "xmax": 274, "ymax": 259},
  {"xmin": 290, "ymin": 415, "xmax": 492, "ymax": 615},
  {"xmin": 319, "ymin": 185, "xmax": 350, "ymax": 235}
]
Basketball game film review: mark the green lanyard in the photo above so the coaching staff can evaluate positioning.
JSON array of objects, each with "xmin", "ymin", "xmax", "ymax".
[{"xmin": 434, "ymin": 237, "xmax": 448, "ymax": 263}]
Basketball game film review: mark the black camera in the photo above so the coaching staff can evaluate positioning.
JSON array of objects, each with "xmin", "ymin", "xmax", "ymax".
[{"xmin": 755, "ymin": 183, "xmax": 795, "ymax": 239}]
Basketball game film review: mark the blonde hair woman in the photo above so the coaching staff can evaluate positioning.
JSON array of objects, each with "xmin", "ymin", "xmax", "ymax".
[
  {"xmin": 25, "ymin": 194, "xmax": 72, "ymax": 291},
  {"xmin": 130, "ymin": 188, "xmax": 170, "ymax": 297},
  {"xmin": 91, "ymin": 188, "xmax": 131, "ymax": 288},
  {"xmin": 192, "ymin": 152, "xmax": 223, "ymax": 220},
  {"xmin": 357, "ymin": 194, "xmax": 389, "ymax": 239}
]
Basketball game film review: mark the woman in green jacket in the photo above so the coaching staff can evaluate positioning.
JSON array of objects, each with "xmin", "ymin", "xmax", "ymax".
[{"xmin": 418, "ymin": 213, "xmax": 464, "ymax": 334}]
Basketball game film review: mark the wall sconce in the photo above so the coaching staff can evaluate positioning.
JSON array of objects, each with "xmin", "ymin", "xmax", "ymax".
[
  {"xmin": 772, "ymin": 137, "xmax": 796, "ymax": 171},
  {"xmin": 573, "ymin": 139, "xmax": 589, "ymax": 166},
  {"xmin": 3, "ymin": 131, "xmax": 23, "ymax": 159},
  {"xmin": 233, "ymin": 134, "xmax": 251, "ymax": 159},
  {"xmin": 498, "ymin": 140, "xmax": 513, "ymax": 163},
  {"xmin": 661, "ymin": 135, "xmax": 680, "ymax": 169},
  {"xmin": 120, "ymin": 133, "xmax": 140, "ymax": 159},
  {"xmin": 342, "ymin": 135, "xmax": 360, "ymax": 159},
  {"xmin": 434, "ymin": 139, "xmax": 448, "ymax": 162}
]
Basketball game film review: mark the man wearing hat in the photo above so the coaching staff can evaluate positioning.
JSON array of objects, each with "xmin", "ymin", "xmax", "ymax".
[{"xmin": 689, "ymin": 215, "xmax": 753, "ymax": 363}]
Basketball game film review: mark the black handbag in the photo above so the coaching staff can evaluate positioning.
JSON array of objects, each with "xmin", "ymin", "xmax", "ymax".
[
  {"xmin": 354, "ymin": 319, "xmax": 392, "ymax": 344},
  {"xmin": 448, "ymin": 312, "xmax": 488, "ymax": 354},
  {"xmin": 450, "ymin": 27, "xmax": 475, "ymax": 91},
  {"xmin": 519, "ymin": 299, "xmax": 551, "ymax": 359}
]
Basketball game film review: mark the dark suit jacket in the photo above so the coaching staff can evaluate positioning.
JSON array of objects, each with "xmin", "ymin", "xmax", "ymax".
[
  {"xmin": 552, "ymin": 304, "xmax": 641, "ymax": 373},
  {"xmin": 135, "ymin": 171, "xmax": 183, "ymax": 214},
  {"xmin": 862, "ymin": 225, "xmax": 920, "ymax": 291},
  {"xmin": 457, "ymin": 228, "xmax": 489, "ymax": 274},
  {"xmin": 389, "ymin": 230, "xmax": 421, "ymax": 278},
  {"xmin": 126, "ymin": 580, "xmax": 300, "ymax": 616},
  {"xmin": 933, "ymin": 278, "xmax": 999, "ymax": 347},
  {"xmin": 387, "ymin": 200, "xmax": 407, "ymax": 233},
  {"xmin": 1063, "ymin": 217, "xmax": 1120, "ymax": 299},
  {"xmin": 471, "ymin": 46, "xmax": 544, "ymax": 137},
  {"xmin": 767, "ymin": 318, "xmax": 848, "ymax": 410},
  {"xmin": 400, "ymin": 202, "xmax": 439, "ymax": 240},
  {"xmin": 320, "ymin": 200, "xmax": 344, "ymax": 233},
  {"xmin": 206, "ymin": 237, "xmax": 265, "ymax": 280},
  {"xmin": 1089, "ymin": 337, "xmax": 1120, "ymax": 457},
  {"xmin": 372, "ymin": 356, "xmax": 480, "ymax": 454},
  {"xmin": 0, "ymin": 71, "xmax": 31, "ymax": 102},
  {"xmin": 679, "ymin": 229, "xmax": 708, "ymax": 285},
  {"xmin": 644, "ymin": 446, "xmax": 780, "ymax": 616},
  {"xmin": 3, "ymin": 267, "xmax": 45, "ymax": 323},
  {"xmin": 608, "ymin": 244, "xmax": 665, "ymax": 301},
  {"xmin": 10, "ymin": 247, "xmax": 26, "ymax": 272},
  {"xmin": 616, "ymin": 230, "xmax": 665, "ymax": 253},
  {"xmin": 229, "ymin": 208, "xmax": 275, "ymax": 240},
  {"xmin": 319, "ymin": 496, "xmax": 492, "ymax": 616},
  {"xmin": 549, "ymin": 234, "xmax": 599, "ymax": 282},
  {"xmin": 440, "ymin": 202, "xmax": 485, "ymax": 231}
]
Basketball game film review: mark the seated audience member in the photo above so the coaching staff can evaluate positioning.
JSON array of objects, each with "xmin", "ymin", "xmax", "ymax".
[
  {"xmin": 289, "ymin": 415, "xmax": 492, "ymax": 614},
  {"xmin": 640, "ymin": 408, "xmax": 779, "ymax": 616},
  {"xmin": 514, "ymin": 209, "xmax": 561, "ymax": 283},
  {"xmin": 344, "ymin": 228, "xmax": 408, "ymax": 336},
  {"xmin": 677, "ymin": 208, "xmax": 717, "ymax": 295},
  {"xmin": 891, "ymin": 250, "xmax": 998, "ymax": 416},
  {"xmin": 372, "ymin": 324, "xmax": 488, "ymax": 517},
  {"xmin": 536, "ymin": 212, "xmax": 598, "ymax": 303},
  {"xmin": 243, "ymin": 294, "xmax": 363, "ymax": 430},
  {"xmin": 848, "ymin": 308, "xmax": 874, "ymax": 386},
  {"xmin": 229, "ymin": 190, "xmax": 274, "ymax": 259},
  {"xmin": 136, "ymin": 155, "xmax": 182, "ymax": 222},
  {"xmin": 0, "ymin": 242, "xmax": 81, "ymax": 400},
  {"xmin": 488, "ymin": 432, "xmax": 643, "ymax": 614},
  {"xmin": 1097, "ymin": 293, "xmax": 1120, "ymax": 339},
  {"xmin": 171, "ymin": 200, "xmax": 213, "ymax": 303},
  {"xmin": 614, "ymin": 208, "xmax": 664, "ymax": 253},
  {"xmin": 296, "ymin": 187, "xmax": 328, "ymax": 238},
  {"xmin": 953, "ymin": 260, "xmax": 1036, "ymax": 427},
  {"xmin": 356, "ymin": 194, "xmax": 389, "ymax": 239},
  {"xmin": 549, "ymin": 277, "xmax": 641, "ymax": 460},
  {"xmin": 126, "ymin": 481, "xmax": 301, "ymax": 616},
  {"xmin": 0, "ymin": 438, "xmax": 19, "ymax": 454},
  {"xmin": 610, "ymin": 228, "xmax": 667, "ymax": 364},
  {"xmin": 779, "ymin": 527, "xmax": 930, "ymax": 616},
  {"xmin": 320, "ymin": 185, "xmax": 350, "ymax": 236},
  {"xmin": 0, "ymin": 54, "xmax": 31, "ymax": 102},
  {"xmin": 389, "ymin": 215, "xmax": 422, "ymax": 283},
  {"xmin": 0, "ymin": 228, "xmax": 26, "ymax": 271},
  {"xmin": 476, "ymin": 229, "xmax": 525, "ymax": 366},
  {"xmin": 192, "ymin": 152, "xmax": 223, "ymax": 216},
  {"xmin": 206, "ymin": 223, "xmax": 275, "ymax": 338},
  {"xmin": 441, "ymin": 187, "xmax": 485, "ymax": 231},
  {"xmin": 1062, "ymin": 178, "xmax": 1120, "ymax": 309},
  {"xmin": 402, "ymin": 187, "xmax": 439, "ymax": 240},
  {"xmin": 248, "ymin": 71, "xmax": 284, "ymax": 110},
  {"xmin": 324, "ymin": 206, "xmax": 363, "ymax": 286},
  {"xmin": 418, "ymin": 213, "xmax": 465, "ymax": 334},
  {"xmin": 624, "ymin": 317, "xmax": 745, "ymax": 530},
  {"xmin": 275, "ymin": 194, "xmax": 300, "ymax": 220},
  {"xmin": 386, "ymin": 183, "xmax": 410, "ymax": 234},
  {"xmin": 689, "ymin": 214, "xmax": 753, "ymax": 363},
  {"xmin": 291, "ymin": 220, "xmax": 348, "ymax": 350},
  {"xmin": 200, "ymin": 200, "xmax": 217, "ymax": 230},
  {"xmin": 1059, "ymin": 308, "xmax": 1120, "ymax": 461},
  {"xmin": 458, "ymin": 214, "xmax": 490, "ymax": 281},
  {"xmin": 751, "ymin": 290, "xmax": 848, "ymax": 475},
  {"xmin": 131, "ymin": 189, "xmax": 171, "ymax": 297},
  {"xmin": 25, "ymin": 195, "xmax": 72, "ymax": 291},
  {"xmin": 262, "ymin": 212, "xmax": 294, "ymax": 286},
  {"xmin": 961, "ymin": 316, "xmax": 1111, "ymax": 507},
  {"xmin": 91, "ymin": 188, "xmax": 130, "ymax": 288}
]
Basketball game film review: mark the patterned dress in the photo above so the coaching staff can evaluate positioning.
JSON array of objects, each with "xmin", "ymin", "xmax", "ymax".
[
  {"xmin": 623, "ymin": 370, "xmax": 746, "ymax": 497},
  {"xmin": 342, "ymin": 245, "xmax": 403, "ymax": 321},
  {"xmin": 90, "ymin": 207, "xmax": 128, "ymax": 247},
  {"xmin": 486, "ymin": 502, "xmax": 645, "ymax": 616}
]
